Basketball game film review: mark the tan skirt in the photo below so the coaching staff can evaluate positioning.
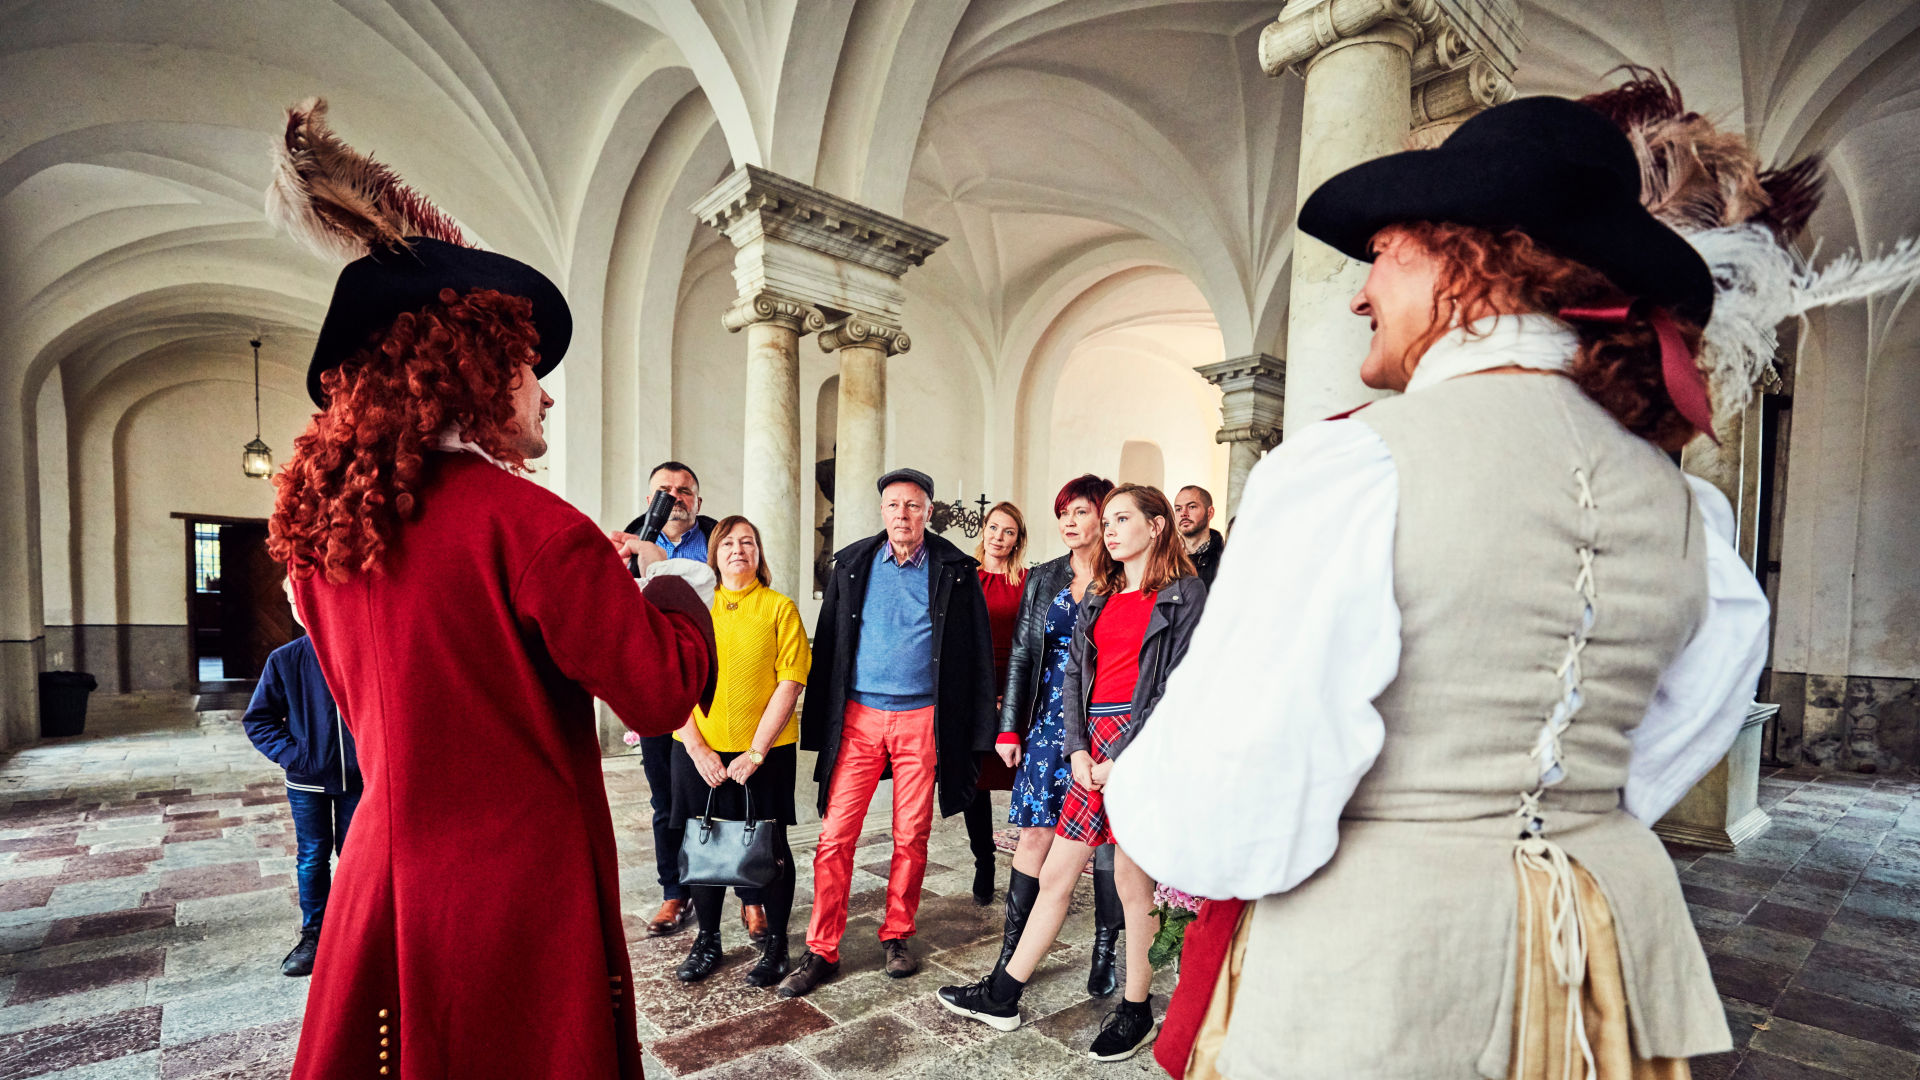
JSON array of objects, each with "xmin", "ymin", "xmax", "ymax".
[{"xmin": 1186, "ymin": 860, "xmax": 1691, "ymax": 1080}]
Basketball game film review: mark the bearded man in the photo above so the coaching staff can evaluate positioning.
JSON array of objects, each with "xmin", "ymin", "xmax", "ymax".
[{"xmin": 265, "ymin": 99, "xmax": 715, "ymax": 1079}]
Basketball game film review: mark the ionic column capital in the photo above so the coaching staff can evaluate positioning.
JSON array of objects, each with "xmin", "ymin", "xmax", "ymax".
[
  {"xmin": 722, "ymin": 291, "xmax": 826, "ymax": 335},
  {"xmin": 1216, "ymin": 421, "xmax": 1285, "ymax": 454},
  {"xmin": 819, "ymin": 315, "xmax": 910, "ymax": 356}
]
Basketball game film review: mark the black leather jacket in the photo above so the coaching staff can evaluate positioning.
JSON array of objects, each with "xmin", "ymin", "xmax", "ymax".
[
  {"xmin": 1060, "ymin": 575, "xmax": 1208, "ymax": 762},
  {"xmin": 996, "ymin": 554, "xmax": 1075, "ymax": 737}
]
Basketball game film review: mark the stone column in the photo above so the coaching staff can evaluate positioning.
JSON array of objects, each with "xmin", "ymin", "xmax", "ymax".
[
  {"xmin": 1262, "ymin": 0, "xmax": 1522, "ymax": 429},
  {"xmin": 821, "ymin": 317, "xmax": 908, "ymax": 548},
  {"xmin": 725, "ymin": 293, "xmax": 824, "ymax": 599},
  {"xmin": 1198, "ymin": 354, "xmax": 1287, "ymax": 518},
  {"xmin": 693, "ymin": 165, "xmax": 945, "ymax": 583}
]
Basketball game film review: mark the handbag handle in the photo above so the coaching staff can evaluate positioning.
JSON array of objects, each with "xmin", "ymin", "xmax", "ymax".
[{"xmin": 699, "ymin": 782, "xmax": 759, "ymax": 829}]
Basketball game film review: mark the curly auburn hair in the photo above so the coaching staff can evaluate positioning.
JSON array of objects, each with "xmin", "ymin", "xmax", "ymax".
[
  {"xmin": 1377, "ymin": 222, "xmax": 1706, "ymax": 452},
  {"xmin": 269, "ymin": 287, "xmax": 541, "ymax": 582}
]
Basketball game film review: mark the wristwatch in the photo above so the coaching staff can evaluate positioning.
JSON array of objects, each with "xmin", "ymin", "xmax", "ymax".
[{"xmin": 746, "ymin": 747, "xmax": 765, "ymax": 766}]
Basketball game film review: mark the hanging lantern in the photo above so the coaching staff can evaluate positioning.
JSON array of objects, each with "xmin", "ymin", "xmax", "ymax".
[{"xmin": 241, "ymin": 338, "xmax": 273, "ymax": 478}]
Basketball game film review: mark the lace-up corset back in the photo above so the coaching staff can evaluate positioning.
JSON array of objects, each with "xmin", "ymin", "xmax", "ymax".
[{"xmin": 1351, "ymin": 374, "xmax": 1708, "ymax": 823}]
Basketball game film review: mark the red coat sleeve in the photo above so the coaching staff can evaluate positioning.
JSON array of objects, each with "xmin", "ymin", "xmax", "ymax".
[{"xmin": 511, "ymin": 517, "xmax": 715, "ymax": 737}]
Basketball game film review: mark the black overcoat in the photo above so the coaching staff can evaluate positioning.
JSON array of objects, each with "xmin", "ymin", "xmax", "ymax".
[{"xmin": 800, "ymin": 530, "xmax": 997, "ymax": 817}]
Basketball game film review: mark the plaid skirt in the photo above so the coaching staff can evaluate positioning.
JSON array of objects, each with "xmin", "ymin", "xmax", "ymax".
[{"xmin": 1055, "ymin": 703, "xmax": 1135, "ymax": 846}]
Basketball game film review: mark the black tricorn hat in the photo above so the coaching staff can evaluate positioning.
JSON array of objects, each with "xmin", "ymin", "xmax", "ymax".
[
  {"xmin": 1297, "ymin": 96, "xmax": 1714, "ymax": 327},
  {"xmin": 306, "ymin": 237, "xmax": 572, "ymax": 406}
]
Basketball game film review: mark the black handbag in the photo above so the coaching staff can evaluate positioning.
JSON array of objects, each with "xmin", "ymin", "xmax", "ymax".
[{"xmin": 676, "ymin": 784, "xmax": 780, "ymax": 889}]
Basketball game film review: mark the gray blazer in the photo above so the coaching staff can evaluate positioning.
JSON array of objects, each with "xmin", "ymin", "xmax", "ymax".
[{"xmin": 1060, "ymin": 574, "xmax": 1206, "ymax": 761}]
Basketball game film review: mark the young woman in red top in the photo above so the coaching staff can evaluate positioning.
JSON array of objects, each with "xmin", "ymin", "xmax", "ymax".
[
  {"xmin": 964, "ymin": 502, "xmax": 1028, "ymax": 903},
  {"xmin": 937, "ymin": 484, "xmax": 1206, "ymax": 1062}
]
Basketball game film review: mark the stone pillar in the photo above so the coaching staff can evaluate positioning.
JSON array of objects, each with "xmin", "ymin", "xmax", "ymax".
[
  {"xmin": 821, "ymin": 317, "xmax": 908, "ymax": 548},
  {"xmin": 1198, "ymin": 354, "xmax": 1287, "ymax": 518},
  {"xmin": 725, "ymin": 293, "xmax": 824, "ymax": 599},
  {"xmin": 693, "ymin": 165, "xmax": 945, "ymax": 581},
  {"xmin": 1262, "ymin": 0, "xmax": 1521, "ymax": 430}
]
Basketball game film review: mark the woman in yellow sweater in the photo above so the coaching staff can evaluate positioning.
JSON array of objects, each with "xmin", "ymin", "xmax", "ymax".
[{"xmin": 671, "ymin": 515, "xmax": 812, "ymax": 986}]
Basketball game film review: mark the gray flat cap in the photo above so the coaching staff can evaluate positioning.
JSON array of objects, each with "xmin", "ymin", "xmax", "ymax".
[{"xmin": 876, "ymin": 467, "xmax": 935, "ymax": 500}]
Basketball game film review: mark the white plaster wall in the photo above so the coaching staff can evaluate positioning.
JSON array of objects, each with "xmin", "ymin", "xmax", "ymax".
[
  {"xmin": 1847, "ymin": 305, "xmax": 1920, "ymax": 677},
  {"xmin": 36, "ymin": 372, "xmax": 72, "ymax": 626},
  {"xmin": 670, "ymin": 265, "xmax": 748, "ymax": 526},
  {"xmin": 1034, "ymin": 327, "xmax": 1227, "ymax": 563},
  {"xmin": 114, "ymin": 380, "xmax": 310, "ymax": 625}
]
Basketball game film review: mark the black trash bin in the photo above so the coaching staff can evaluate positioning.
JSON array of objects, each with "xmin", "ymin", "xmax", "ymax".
[{"xmin": 39, "ymin": 671, "xmax": 99, "ymax": 738}]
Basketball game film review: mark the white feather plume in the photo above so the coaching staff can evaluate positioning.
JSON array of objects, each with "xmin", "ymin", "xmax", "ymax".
[{"xmin": 1686, "ymin": 224, "xmax": 1920, "ymax": 417}]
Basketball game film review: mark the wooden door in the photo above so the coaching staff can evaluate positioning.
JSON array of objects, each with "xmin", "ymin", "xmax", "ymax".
[{"xmin": 217, "ymin": 523, "xmax": 292, "ymax": 679}]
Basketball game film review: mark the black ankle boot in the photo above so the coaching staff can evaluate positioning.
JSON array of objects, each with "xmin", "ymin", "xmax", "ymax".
[
  {"xmin": 1087, "ymin": 862, "xmax": 1122, "ymax": 997},
  {"xmin": 992, "ymin": 869, "xmax": 1041, "ymax": 979},
  {"xmin": 745, "ymin": 932, "xmax": 790, "ymax": 987},
  {"xmin": 676, "ymin": 930, "xmax": 724, "ymax": 983},
  {"xmin": 972, "ymin": 856, "xmax": 997, "ymax": 906}
]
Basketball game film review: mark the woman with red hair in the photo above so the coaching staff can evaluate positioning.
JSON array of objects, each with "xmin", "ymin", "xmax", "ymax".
[
  {"xmin": 266, "ymin": 100, "xmax": 715, "ymax": 1080},
  {"xmin": 1105, "ymin": 97, "xmax": 1771, "ymax": 1080}
]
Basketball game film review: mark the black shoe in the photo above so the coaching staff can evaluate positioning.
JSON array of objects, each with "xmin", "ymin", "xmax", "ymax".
[
  {"xmin": 1088, "ymin": 998, "xmax": 1156, "ymax": 1061},
  {"xmin": 992, "ymin": 869, "xmax": 1040, "ymax": 980},
  {"xmin": 745, "ymin": 933, "xmax": 790, "ymax": 987},
  {"xmin": 973, "ymin": 857, "xmax": 997, "ymax": 906},
  {"xmin": 281, "ymin": 929, "xmax": 320, "ymax": 977},
  {"xmin": 936, "ymin": 975, "xmax": 1022, "ymax": 1032},
  {"xmin": 1088, "ymin": 862, "xmax": 1122, "ymax": 997},
  {"xmin": 882, "ymin": 938, "xmax": 919, "ymax": 978},
  {"xmin": 676, "ymin": 931, "xmax": 724, "ymax": 983},
  {"xmin": 776, "ymin": 950, "xmax": 839, "ymax": 998}
]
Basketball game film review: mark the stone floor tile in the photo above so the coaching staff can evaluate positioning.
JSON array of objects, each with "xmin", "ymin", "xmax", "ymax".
[
  {"xmin": 682, "ymin": 1045, "xmax": 823, "ymax": 1080},
  {"xmin": 798, "ymin": 960, "xmax": 965, "ymax": 1025},
  {"xmin": 792, "ymin": 1010, "xmax": 947, "ymax": 1080},
  {"xmin": 154, "ymin": 976, "xmax": 306, "ymax": 1047},
  {"xmin": 1732, "ymin": 1050, "xmax": 1860, "ymax": 1080},
  {"xmin": 8, "ymin": 951, "xmax": 165, "ymax": 1006},
  {"xmin": 1743, "ymin": 902, "xmax": 1831, "ymax": 939},
  {"xmin": 0, "ymin": 1007, "xmax": 162, "ymax": 1080},
  {"xmin": 647, "ymin": 998, "xmax": 834, "ymax": 1076},
  {"xmin": 1707, "ymin": 952, "xmax": 1796, "ymax": 1008},
  {"xmin": 1747, "ymin": 1016, "xmax": 1920, "ymax": 1080},
  {"xmin": 27, "ymin": 1049, "xmax": 161, "ymax": 1080},
  {"xmin": 154, "ymin": 1017, "xmax": 298, "ymax": 1079},
  {"xmin": 1711, "ymin": 924, "xmax": 1818, "ymax": 970},
  {"xmin": 1773, "ymin": 985, "xmax": 1920, "ymax": 1054}
]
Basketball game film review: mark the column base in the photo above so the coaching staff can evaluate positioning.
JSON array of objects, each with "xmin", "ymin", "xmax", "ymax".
[{"xmin": 1653, "ymin": 805, "xmax": 1773, "ymax": 852}]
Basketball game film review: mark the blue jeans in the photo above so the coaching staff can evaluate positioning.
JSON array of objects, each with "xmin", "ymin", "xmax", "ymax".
[{"xmin": 287, "ymin": 787, "xmax": 361, "ymax": 932}]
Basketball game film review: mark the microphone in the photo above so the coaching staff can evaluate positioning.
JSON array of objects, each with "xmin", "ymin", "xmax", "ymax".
[{"xmin": 627, "ymin": 489, "xmax": 678, "ymax": 577}]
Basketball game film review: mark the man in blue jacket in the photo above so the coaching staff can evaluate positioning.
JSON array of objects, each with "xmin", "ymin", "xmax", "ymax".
[{"xmin": 242, "ymin": 579, "xmax": 362, "ymax": 977}]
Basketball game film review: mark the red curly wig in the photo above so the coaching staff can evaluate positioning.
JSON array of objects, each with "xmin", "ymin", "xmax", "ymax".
[
  {"xmin": 269, "ymin": 288, "xmax": 541, "ymax": 582},
  {"xmin": 1377, "ymin": 222, "xmax": 1706, "ymax": 452}
]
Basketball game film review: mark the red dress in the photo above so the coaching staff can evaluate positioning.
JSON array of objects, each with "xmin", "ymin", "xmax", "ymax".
[
  {"xmin": 289, "ymin": 454, "xmax": 712, "ymax": 1080},
  {"xmin": 1055, "ymin": 590, "xmax": 1154, "ymax": 845},
  {"xmin": 975, "ymin": 567, "xmax": 1024, "ymax": 791}
]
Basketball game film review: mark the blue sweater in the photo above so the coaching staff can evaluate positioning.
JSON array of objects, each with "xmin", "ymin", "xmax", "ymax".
[
  {"xmin": 851, "ymin": 543, "xmax": 936, "ymax": 710},
  {"xmin": 242, "ymin": 636, "xmax": 362, "ymax": 794}
]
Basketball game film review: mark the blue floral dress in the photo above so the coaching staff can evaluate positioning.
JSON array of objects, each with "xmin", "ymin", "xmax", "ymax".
[{"xmin": 1010, "ymin": 585, "xmax": 1080, "ymax": 827}]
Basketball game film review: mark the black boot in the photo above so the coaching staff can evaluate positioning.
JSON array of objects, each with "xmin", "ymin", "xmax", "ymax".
[
  {"xmin": 281, "ymin": 928, "xmax": 320, "ymax": 977},
  {"xmin": 992, "ymin": 869, "xmax": 1041, "ymax": 979},
  {"xmin": 676, "ymin": 930, "xmax": 724, "ymax": 983},
  {"xmin": 973, "ymin": 857, "xmax": 998, "ymax": 906},
  {"xmin": 1087, "ymin": 850, "xmax": 1122, "ymax": 997},
  {"xmin": 745, "ymin": 933, "xmax": 790, "ymax": 987}
]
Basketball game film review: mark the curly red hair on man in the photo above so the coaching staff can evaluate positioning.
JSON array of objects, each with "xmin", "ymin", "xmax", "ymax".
[
  {"xmin": 1376, "ymin": 222, "xmax": 1706, "ymax": 452},
  {"xmin": 269, "ymin": 288, "xmax": 542, "ymax": 582}
]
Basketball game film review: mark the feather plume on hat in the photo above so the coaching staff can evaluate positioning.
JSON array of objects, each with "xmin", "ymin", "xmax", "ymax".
[
  {"xmin": 266, "ymin": 97, "xmax": 470, "ymax": 261},
  {"xmin": 1580, "ymin": 68, "xmax": 1920, "ymax": 418}
]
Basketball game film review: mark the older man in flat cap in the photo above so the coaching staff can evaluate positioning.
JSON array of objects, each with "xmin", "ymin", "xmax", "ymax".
[{"xmin": 779, "ymin": 467, "xmax": 997, "ymax": 997}]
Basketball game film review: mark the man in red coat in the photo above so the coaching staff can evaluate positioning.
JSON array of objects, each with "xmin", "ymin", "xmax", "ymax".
[{"xmin": 266, "ymin": 105, "xmax": 714, "ymax": 1077}]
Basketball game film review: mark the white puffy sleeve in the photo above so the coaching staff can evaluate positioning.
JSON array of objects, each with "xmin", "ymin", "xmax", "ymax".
[
  {"xmin": 1622, "ymin": 474, "xmax": 1772, "ymax": 824},
  {"xmin": 1104, "ymin": 418, "xmax": 1401, "ymax": 901}
]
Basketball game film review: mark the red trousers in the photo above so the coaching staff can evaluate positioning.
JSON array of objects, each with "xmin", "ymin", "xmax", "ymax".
[{"xmin": 806, "ymin": 700, "xmax": 937, "ymax": 963}]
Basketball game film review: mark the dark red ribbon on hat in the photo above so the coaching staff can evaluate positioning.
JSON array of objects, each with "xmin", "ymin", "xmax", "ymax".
[{"xmin": 1558, "ymin": 304, "xmax": 1717, "ymax": 444}]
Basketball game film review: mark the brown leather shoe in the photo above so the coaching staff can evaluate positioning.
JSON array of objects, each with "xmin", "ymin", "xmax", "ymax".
[
  {"xmin": 776, "ymin": 950, "xmax": 839, "ymax": 998},
  {"xmin": 882, "ymin": 939, "xmax": 919, "ymax": 979},
  {"xmin": 740, "ymin": 903, "xmax": 768, "ymax": 945},
  {"xmin": 646, "ymin": 898, "xmax": 693, "ymax": 938}
]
